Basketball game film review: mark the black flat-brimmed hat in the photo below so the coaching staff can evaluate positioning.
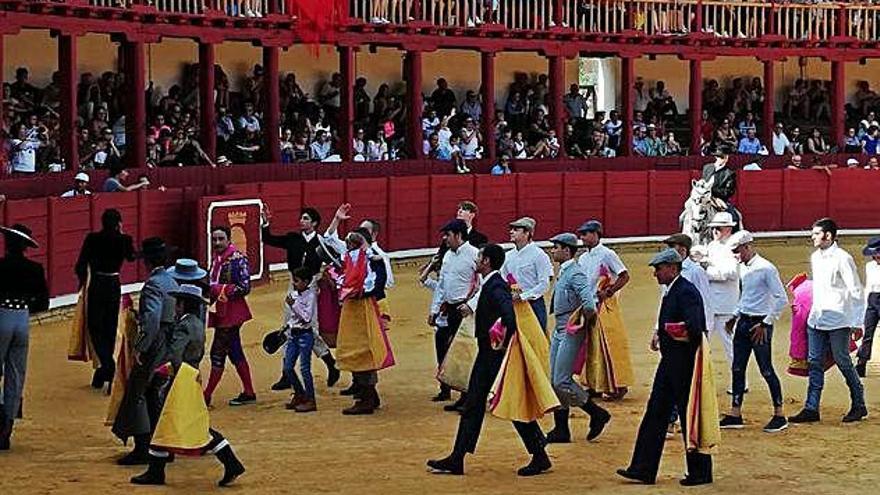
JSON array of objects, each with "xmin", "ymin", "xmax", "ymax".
[
  {"xmin": 0, "ymin": 224, "xmax": 39, "ymax": 249},
  {"xmin": 262, "ymin": 328, "xmax": 287, "ymax": 355},
  {"xmin": 138, "ymin": 237, "xmax": 167, "ymax": 259}
]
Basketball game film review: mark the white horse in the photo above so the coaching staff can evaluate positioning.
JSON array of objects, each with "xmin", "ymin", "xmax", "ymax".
[{"xmin": 679, "ymin": 178, "xmax": 744, "ymax": 247}]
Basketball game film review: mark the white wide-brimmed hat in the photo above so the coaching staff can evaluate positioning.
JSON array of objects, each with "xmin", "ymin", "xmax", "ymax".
[{"xmin": 707, "ymin": 212, "xmax": 736, "ymax": 227}]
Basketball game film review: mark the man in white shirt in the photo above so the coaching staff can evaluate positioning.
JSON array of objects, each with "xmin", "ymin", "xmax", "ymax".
[
  {"xmin": 576, "ymin": 219, "xmax": 634, "ymax": 399},
  {"xmin": 703, "ymin": 212, "xmax": 739, "ymax": 380},
  {"xmin": 790, "ymin": 218, "xmax": 867, "ymax": 424},
  {"xmin": 719, "ymin": 231, "xmax": 788, "ymax": 433},
  {"xmin": 421, "ymin": 219, "xmax": 479, "ymax": 406},
  {"xmin": 857, "ymin": 236, "xmax": 880, "ymax": 377},
  {"xmin": 501, "ymin": 217, "xmax": 553, "ymax": 330},
  {"xmin": 61, "ymin": 172, "xmax": 93, "ymax": 198},
  {"xmin": 771, "ymin": 123, "xmax": 794, "ymax": 155}
]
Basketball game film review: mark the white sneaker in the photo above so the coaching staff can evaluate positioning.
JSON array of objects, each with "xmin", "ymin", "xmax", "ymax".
[
  {"xmin": 371, "ymin": 17, "xmax": 383, "ymax": 24},
  {"xmin": 467, "ymin": 19, "xmax": 476, "ymax": 28}
]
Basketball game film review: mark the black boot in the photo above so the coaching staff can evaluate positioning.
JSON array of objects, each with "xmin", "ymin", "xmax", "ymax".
[
  {"xmin": 117, "ymin": 435, "xmax": 151, "ymax": 465},
  {"xmin": 582, "ymin": 399, "xmax": 611, "ymax": 441},
  {"xmin": 340, "ymin": 382, "xmax": 360, "ymax": 396},
  {"xmin": 517, "ymin": 449, "xmax": 552, "ymax": 476},
  {"xmin": 270, "ymin": 374, "xmax": 291, "ymax": 391},
  {"xmin": 322, "ymin": 354, "xmax": 341, "ymax": 387},
  {"xmin": 131, "ymin": 457, "xmax": 167, "ymax": 485},
  {"xmin": 546, "ymin": 408, "xmax": 571, "ymax": 443},
  {"xmin": 0, "ymin": 412, "xmax": 12, "ymax": 451},
  {"xmin": 343, "ymin": 386, "xmax": 379, "ymax": 415},
  {"xmin": 856, "ymin": 360, "xmax": 867, "ymax": 378},
  {"xmin": 91, "ymin": 369, "xmax": 106, "ymax": 389},
  {"xmin": 215, "ymin": 445, "xmax": 246, "ymax": 487}
]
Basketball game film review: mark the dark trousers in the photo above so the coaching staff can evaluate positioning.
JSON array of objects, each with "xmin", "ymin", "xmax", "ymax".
[
  {"xmin": 88, "ymin": 275, "xmax": 121, "ymax": 381},
  {"xmin": 435, "ymin": 308, "xmax": 465, "ymax": 394},
  {"xmin": 112, "ymin": 363, "xmax": 168, "ymax": 446},
  {"xmin": 452, "ymin": 348, "xmax": 545, "ymax": 457},
  {"xmin": 528, "ymin": 297, "xmax": 547, "ymax": 331},
  {"xmin": 731, "ymin": 315, "xmax": 783, "ymax": 408},
  {"xmin": 628, "ymin": 351, "xmax": 712, "ymax": 481},
  {"xmin": 859, "ymin": 293, "xmax": 880, "ymax": 362}
]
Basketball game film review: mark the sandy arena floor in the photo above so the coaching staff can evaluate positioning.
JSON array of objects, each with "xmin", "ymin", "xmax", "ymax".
[{"xmin": 2, "ymin": 238, "xmax": 880, "ymax": 494}]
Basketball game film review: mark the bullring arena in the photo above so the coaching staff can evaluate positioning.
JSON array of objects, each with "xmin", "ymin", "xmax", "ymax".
[{"xmin": 6, "ymin": 0, "xmax": 880, "ymax": 493}]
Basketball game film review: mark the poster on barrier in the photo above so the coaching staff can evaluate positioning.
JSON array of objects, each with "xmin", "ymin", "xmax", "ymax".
[{"xmin": 205, "ymin": 199, "xmax": 264, "ymax": 280}]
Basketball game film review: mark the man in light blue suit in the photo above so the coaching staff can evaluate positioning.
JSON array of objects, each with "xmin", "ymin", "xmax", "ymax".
[{"xmin": 545, "ymin": 233, "xmax": 611, "ymax": 444}]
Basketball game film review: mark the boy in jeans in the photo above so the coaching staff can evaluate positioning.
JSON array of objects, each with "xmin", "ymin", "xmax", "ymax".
[{"xmin": 284, "ymin": 267, "xmax": 318, "ymax": 412}]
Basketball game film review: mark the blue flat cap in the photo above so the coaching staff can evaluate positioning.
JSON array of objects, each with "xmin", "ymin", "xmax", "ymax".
[
  {"xmin": 577, "ymin": 220, "xmax": 603, "ymax": 234},
  {"xmin": 440, "ymin": 219, "xmax": 469, "ymax": 235},
  {"xmin": 864, "ymin": 236, "xmax": 880, "ymax": 256},
  {"xmin": 648, "ymin": 248, "xmax": 683, "ymax": 267},
  {"xmin": 549, "ymin": 232, "xmax": 579, "ymax": 248}
]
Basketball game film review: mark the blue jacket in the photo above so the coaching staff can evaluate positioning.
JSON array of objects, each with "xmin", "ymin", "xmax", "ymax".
[
  {"xmin": 657, "ymin": 276, "xmax": 706, "ymax": 355},
  {"xmin": 475, "ymin": 272, "xmax": 518, "ymax": 352}
]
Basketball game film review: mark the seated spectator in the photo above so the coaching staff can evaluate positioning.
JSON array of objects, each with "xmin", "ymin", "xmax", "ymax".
[
  {"xmin": 713, "ymin": 118, "xmax": 738, "ymax": 150},
  {"xmin": 563, "ymin": 84, "xmax": 588, "ymax": 121},
  {"xmin": 459, "ymin": 118, "xmax": 482, "ymax": 159},
  {"xmin": 216, "ymin": 155, "xmax": 232, "ymax": 167},
  {"xmin": 497, "ymin": 127, "xmax": 514, "ymax": 158},
  {"xmin": 737, "ymin": 112, "xmax": 757, "ymax": 137},
  {"xmin": 604, "ymin": 110, "xmax": 623, "ymax": 150},
  {"xmin": 309, "ymin": 130, "xmax": 333, "ymax": 161},
  {"xmin": 237, "ymin": 101, "xmax": 262, "ymax": 133},
  {"xmin": 789, "ymin": 126, "xmax": 804, "ymax": 154},
  {"xmin": 532, "ymin": 129, "xmax": 559, "ymax": 159},
  {"xmin": 787, "ymin": 154, "xmax": 806, "ymax": 170},
  {"xmin": 424, "ymin": 132, "xmax": 442, "ymax": 159},
  {"xmin": 664, "ymin": 132, "xmax": 682, "ymax": 155},
  {"xmin": 290, "ymin": 133, "xmax": 311, "ymax": 163},
  {"xmin": 737, "ymin": 128, "xmax": 762, "ymax": 154},
  {"xmin": 234, "ymin": 128, "xmax": 263, "ymax": 164},
  {"xmin": 160, "ymin": 128, "xmax": 214, "ymax": 167},
  {"xmin": 7, "ymin": 122, "xmax": 44, "ymax": 175},
  {"xmin": 846, "ymin": 158, "xmax": 861, "ymax": 168},
  {"xmin": 280, "ymin": 128, "xmax": 295, "ymax": 163},
  {"xmin": 699, "ymin": 109, "xmax": 715, "ymax": 145},
  {"xmin": 511, "ymin": 130, "xmax": 528, "ymax": 159},
  {"xmin": 104, "ymin": 161, "xmax": 149, "ymax": 192},
  {"xmin": 632, "ymin": 111, "xmax": 647, "ymax": 133},
  {"xmin": 860, "ymin": 111, "xmax": 879, "ymax": 134},
  {"xmin": 505, "ymin": 92, "xmax": 527, "ymax": 132},
  {"xmin": 862, "ymin": 126, "xmax": 880, "ymax": 155},
  {"xmin": 632, "ymin": 127, "xmax": 647, "ymax": 156},
  {"xmin": 867, "ymin": 156, "xmax": 880, "ymax": 170},
  {"xmin": 491, "ymin": 154, "xmax": 512, "ymax": 176},
  {"xmin": 564, "ymin": 124, "xmax": 585, "ymax": 158},
  {"xmin": 421, "ymin": 109, "xmax": 440, "ymax": 140},
  {"xmin": 843, "ymin": 127, "xmax": 863, "ymax": 154},
  {"xmin": 460, "ymin": 91, "xmax": 482, "ymax": 123},
  {"xmin": 61, "ymin": 172, "xmax": 92, "ymax": 198},
  {"xmin": 367, "ymin": 130, "xmax": 389, "ymax": 161},
  {"xmin": 587, "ymin": 129, "xmax": 616, "ymax": 158},
  {"xmin": 93, "ymin": 128, "xmax": 122, "ymax": 167},
  {"xmin": 641, "ymin": 125, "xmax": 664, "ymax": 157},
  {"xmin": 771, "ymin": 123, "xmax": 793, "ymax": 156},
  {"xmin": 145, "ymin": 134, "xmax": 162, "ymax": 168},
  {"xmin": 352, "ymin": 128, "xmax": 367, "ymax": 161},
  {"xmin": 806, "ymin": 127, "xmax": 830, "ymax": 155},
  {"xmin": 493, "ymin": 110, "xmax": 508, "ymax": 140}
]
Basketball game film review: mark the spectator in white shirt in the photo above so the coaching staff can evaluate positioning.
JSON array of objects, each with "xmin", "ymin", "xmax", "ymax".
[
  {"xmin": 857, "ymin": 236, "xmax": 880, "ymax": 377},
  {"xmin": 790, "ymin": 218, "xmax": 867, "ymax": 424},
  {"xmin": 420, "ymin": 219, "xmax": 479, "ymax": 406},
  {"xmin": 309, "ymin": 130, "xmax": 332, "ymax": 161},
  {"xmin": 719, "ymin": 231, "xmax": 788, "ymax": 433},
  {"xmin": 61, "ymin": 172, "xmax": 92, "ymax": 198},
  {"xmin": 771, "ymin": 123, "xmax": 794, "ymax": 155},
  {"xmin": 8, "ymin": 123, "xmax": 43, "ymax": 174},
  {"xmin": 703, "ymin": 212, "xmax": 740, "ymax": 372},
  {"xmin": 501, "ymin": 217, "xmax": 553, "ymax": 329}
]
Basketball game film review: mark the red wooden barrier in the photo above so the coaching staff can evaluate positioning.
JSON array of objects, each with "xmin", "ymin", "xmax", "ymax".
[
  {"xmin": 387, "ymin": 176, "xmax": 431, "ymax": 251},
  {"xmin": 604, "ymin": 171, "xmax": 649, "ymax": 237},
  {"xmin": 474, "ymin": 175, "xmax": 518, "ymax": 243},
  {"xmin": 48, "ymin": 197, "xmax": 91, "ymax": 295},
  {"xmin": 828, "ymin": 169, "xmax": 880, "ymax": 228},
  {"xmin": 345, "ymin": 178, "xmax": 390, "ymax": 248},
  {"xmin": 561, "ymin": 172, "xmax": 606, "ymax": 231},
  {"xmin": 517, "ymin": 172, "xmax": 564, "ymax": 238},
  {"xmin": 648, "ymin": 170, "xmax": 692, "ymax": 236},
  {"xmin": 782, "ymin": 169, "xmax": 829, "ymax": 231},
  {"xmin": 738, "ymin": 169, "xmax": 783, "ymax": 232}
]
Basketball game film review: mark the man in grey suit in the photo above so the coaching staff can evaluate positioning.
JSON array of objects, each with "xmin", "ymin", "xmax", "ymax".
[
  {"xmin": 112, "ymin": 237, "xmax": 180, "ymax": 465},
  {"xmin": 545, "ymin": 233, "xmax": 611, "ymax": 444}
]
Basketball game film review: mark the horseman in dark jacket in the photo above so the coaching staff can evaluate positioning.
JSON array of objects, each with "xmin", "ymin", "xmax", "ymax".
[{"xmin": 701, "ymin": 149, "xmax": 740, "ymax": 227}]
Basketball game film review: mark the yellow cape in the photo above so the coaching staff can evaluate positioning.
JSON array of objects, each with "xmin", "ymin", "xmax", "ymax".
[
  {"xmin": 104, "ymin": 305, "xmax": 139, "ymax": 426},
  {"xmin": 580, "ymin": 289, "xmax": 634, "ymax": 394},
  {"xmin": 488, "ymin": 301, "xmax": 560, "ymax": 422},
  {"xmin": 67, "ymin": 279, "xmax": 97, "ymax": 365},
  {"xmin": 336, "ymin": 297, "xmax": 395, "ymax": 372},
  {"xmin": 686, "ymin": 335, "xmax": 721, "ymax": 454},
  {"xmin": 437, "ymin": 319, "xmax": 477, "ymax": 392},
  {"xmin": 151, "ymin": 363, "xmax": 212, "ymax": 452}
]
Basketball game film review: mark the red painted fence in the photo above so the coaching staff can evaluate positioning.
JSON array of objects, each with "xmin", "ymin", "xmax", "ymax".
[{"xmin": 4, "ymin": 168, "xmax": 880, "ymax": 298}]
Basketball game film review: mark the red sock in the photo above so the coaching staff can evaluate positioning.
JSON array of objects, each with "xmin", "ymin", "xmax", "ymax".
[
  {"xmin": 234, "ymin": 360, "xmax": 255, "ymax": 396},
  {"xmin": 204, "ymin": 366, "xmax": 224, "ymax": 403}
]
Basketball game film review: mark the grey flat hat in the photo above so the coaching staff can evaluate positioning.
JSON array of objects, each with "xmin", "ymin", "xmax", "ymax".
[
  {"xmin": 549, "ymin": 232, "xmax": 579, "ymax": 248},
  {"xmin": 648, "ymin": 248, "xmax": 683, "ymax": 266}
]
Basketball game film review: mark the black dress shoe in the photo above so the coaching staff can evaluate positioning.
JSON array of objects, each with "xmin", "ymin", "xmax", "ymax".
[
  {"xmin": 427, "ymin": 455, "xmax": 464, "ymax": 475},
  {"xmin": 788, "ymin": 408, "xmax": 820, "ymax": 423},
  {"xmin": 117, "ymin": 450, "xmax": 151, "ymax": 466},
  {"xmin": 545, "ymin": 428, "xmax": 571, "ymax": 444},
  {"xmin": 842, "ymin": 405, "xmax": 868, "ymax": 423},
  {"xmin": 270, "ymin": 376, "xmax": 291, "ymax": 391},
  {"xmin": 91, "ymin": 370, "xmax": 106, "ymax": 389},
  {"xmin": 587, "ymin": 408, "xmax": 611, "ymax": 441},
  {"xmin": 340, "ymin": 383, "xmax": 359, "ymax": 396},
  {"xmin": 680, "ymin": 475, "xmax": 713, "ymax": 486},
  {"xmin": 443, "ymin": 396, "xmax": 466, "ymax": 412},
  {"xmin": 431, "ymin": 390, "xmax": 452, "ymax": 402},
  {"xmin": 616, "ymin": 468, "xmax": 655, "ymax": 484},
  {"xmin": 516, "ymin": 451, "xmax": 551, "ymax": 477}
]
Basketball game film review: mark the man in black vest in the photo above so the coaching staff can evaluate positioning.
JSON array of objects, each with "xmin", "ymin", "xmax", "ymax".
[
  {"xmin": 701, "ymin": 150, "xmax": 739, "ymax": 226},
  {"xmin": 262, "ymin": 207, "xmax": 339, "ymax": 391},
  {"xmin": 617, "ymin": 248, "xmax": 713, "ymax": 486},
  {"xmin": 427, "ymin": 244, "xmax": 549, "ymax": 477}
]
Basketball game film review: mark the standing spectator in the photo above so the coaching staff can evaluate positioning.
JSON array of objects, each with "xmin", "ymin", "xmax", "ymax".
[
  {"xmin": 354, "ymin": 77, "xmax": 371, "ymax": 125},
  {"xmin": 318, "ymin": 73, "xmax": 342, "ymax": 125},
  {"xmin": 422, "ymin": 109, "xmax": 440, "ymax": 140},
  {"xmin": 367, "ymin": 130, "xmax": 389, "ymax": 161},
  {"xmin": 430, "ymin": 78, "xmax": 457, "ymax": 117},
  {"xmin": 649, "ymin": 80, "xmax": 677, "ymax": 117},
  {"xmin": 460, "ymin": 91, "xmax": 482, "ymax": 123},
  {"xmin": 353, "ymin": 128, "xmax": 366, "ymax": 161},
  {"xmin": 460, "ymin": 118, "xmax": 482, "ymax": 160},
  {"xmin": 563, "ymin": 84, "xmax": 588, "ymax": 121},
  {"xmin": 216, "ymin": 106, "xmax": 236, "ymax": 157},
  {"xmin": 103, "ymin": 162, "xmax": 150, "ymax": 192},
  {"xmin": 633, "ymin": 77, "xmax": 649, "ymax": 114},
  {"xmin": 8, "ymin": 123, "xmax": 44, "ymax": 175},
  {"xmin": 604, "ymin": 110, "xmax": 623, "ymax": 150}
]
